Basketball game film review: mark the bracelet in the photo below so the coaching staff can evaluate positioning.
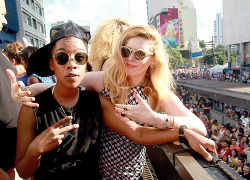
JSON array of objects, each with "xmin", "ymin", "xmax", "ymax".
[
  {"xmin": 161, "ymin": 114, "xmax": 175, "ymax": 130},
  {"xmin": 22, "ymin": 86, "xmax": 33, "ymax": 95}
]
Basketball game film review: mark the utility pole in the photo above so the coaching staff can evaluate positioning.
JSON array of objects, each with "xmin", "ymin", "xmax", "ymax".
[{"xmin": 211, "ymin": 36, "xmax": 215, "ymax": 66}]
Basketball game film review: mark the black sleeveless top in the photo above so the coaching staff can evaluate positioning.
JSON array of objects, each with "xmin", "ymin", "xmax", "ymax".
[{"xmin": 33, "ymin": 87, "xmax": 102, "ymax": 180}]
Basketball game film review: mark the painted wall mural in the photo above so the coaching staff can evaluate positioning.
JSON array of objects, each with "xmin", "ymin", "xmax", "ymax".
[{"xmin": 160, "ymin": 8, "xmax": 180, "ymax": 49}]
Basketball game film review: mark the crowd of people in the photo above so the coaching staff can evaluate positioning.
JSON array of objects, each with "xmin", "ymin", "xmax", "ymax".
[
  {"xmin": 0, "ymin": 1, "xmax": 218, "ymax": 179},
  {"xmin": 178, "ymin": 86, "xmax": 250, "ymax": 179},
  {"xmin": 173, "ymin": 69, "xmax": 250, "ymax": 84}
]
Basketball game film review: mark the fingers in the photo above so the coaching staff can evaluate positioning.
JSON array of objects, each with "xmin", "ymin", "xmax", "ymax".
[
  {"xmin": 53, "ymin": 116, "xmax": 73, "ymax": 128},
  {"xmin": 58, "ymin": 124, "xmax": 79, "ymax": 134},
  {"xmin": 134, "ymin": 91, "xmax": 147, "ymax": 105},
  {"xmin": 199, "ymin": 145, "xmax": 213, "ymax": 162},
  {"xmin": 24, "ymin": 101, "xmax": 39, "ymax": 108},
  {"xmin": 6, "ymin": 69, "xmax": 18, "ymax": 84}
]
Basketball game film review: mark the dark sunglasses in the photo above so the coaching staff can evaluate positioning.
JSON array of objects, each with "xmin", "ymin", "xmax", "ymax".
[
  {"xmin": 53, "ymin": 52, "xmax": 88, "ymax": 65},
  {"xmin": 121, "ymin": 46, "xmax": 154, "ymax": 61}
]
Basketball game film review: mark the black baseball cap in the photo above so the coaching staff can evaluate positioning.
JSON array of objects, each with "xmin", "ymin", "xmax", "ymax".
[{"xmin": 29, "ymin": 22, "xmax": 91, "ymax": 77}]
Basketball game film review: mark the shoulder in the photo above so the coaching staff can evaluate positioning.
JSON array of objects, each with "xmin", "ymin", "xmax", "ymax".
[{"xmin": 81, "ymin": 71, "xmax": 104, "ymax": 92}]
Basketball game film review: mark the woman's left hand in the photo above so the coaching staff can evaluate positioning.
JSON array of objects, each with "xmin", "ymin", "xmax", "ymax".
[{"xmin": 114, "ymin": 92, "xmax": 161, "ymax": 125}]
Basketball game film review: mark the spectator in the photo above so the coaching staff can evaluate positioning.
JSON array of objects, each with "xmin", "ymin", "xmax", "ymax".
[
  {"xmin": 224, "ymin": 123, "xmax": 233, "ymax": 142},
  {"xmin": 236, "ymin": 157, "xmax": 245, "ymax": 175},
  {"xmin": 199, "ymin": 111, "xmax": 209, "ymax": 135},
  {"xmin": 202, "ymin": 96, "xmax": 213, "ymax": 117},
  {"xmin": 228, "ymin": 149, "xmax": 238, "ymax": 170},
  {"xmin": 218, "ymin": 140, "xmax": 231, "ymax": 159},
  {"xmin": 230, "ymin": 137, "xmax": 241, "ymax": 157},
  {"xmin": 240, "ymin": 163, "xmax": 250, "ymax": 180},
  {"xmin": 211, "ymin": 119, "xmax": 221, "ymax": 132},
  {"xmin": 180, "ymin": 86, "xmax": 186, "ymax": 105},
  {"xmin": 241, "ymin": 136, "xmax": 250, "ymax": 158},
  {"xmin": 18, "ymin": 46, "xmax": 57, "ymax": 85},
  {"xmin": 211, "ymin": 129, "xmax": 221, "ymax": 145},
  {"xmin": 230, "ymin": 108, "xmax": 239, "ymax": 121},
  {"xmin": 3, "ymin": 42, "xmax": 27, "ymax": 85},
  {"xmin": 0, "ymin": 0, "xmax": 22, "ymax": 178},
  {"xmin": 239, "ymin": 111, "xmax": 250, "ymax": 134},
  {"xmin": 222, "ymin": 155, "xmax": 228, "ymax": 164},
  {"xmin": 237, "ymin": 133, "xmax": 244, "ymax": 146}
]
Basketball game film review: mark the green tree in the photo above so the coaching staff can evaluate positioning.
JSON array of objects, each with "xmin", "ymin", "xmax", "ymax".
[
  {"xmin": 199, "ymin": 40, "xmax": 206, "ymax": 49},
  {"xmin": 202, "ymin": 50, "xmax": 214, "ymax": 65},
  {"xmin": 216, "ymin": 52, "xmax": 225, "ymax": 65},
  {"xmin": 167, "ymin": 48, "xmax": 184, "ymax": 68}
]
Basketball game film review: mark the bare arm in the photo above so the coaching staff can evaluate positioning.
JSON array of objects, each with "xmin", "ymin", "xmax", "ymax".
[
  {"xmin": 114, "ymin": 91, "xmax": 207, "ymax": 136},
  {"xmin": 99, "ymin": 94, "xmax": 217, "ymax": 161},
  {"xmin": 15, "ymin": 105, "xmax": 78, "ymax": 178}
]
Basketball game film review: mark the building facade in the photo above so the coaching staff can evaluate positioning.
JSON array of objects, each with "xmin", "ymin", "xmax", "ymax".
[
  {"xmin": 223, "ymin": 0, "xmax": 250, "ymax": 69},
  {"xmin": 0, "ymin": 0, "xmax": 46, "ymax": 48},
  {"xmin": 213, "ymin": 13, "xmax": 223, "ymax": 45},
  {"xmin": 146, "ymin": 0, "xmax": 199, "ymax": 59}
]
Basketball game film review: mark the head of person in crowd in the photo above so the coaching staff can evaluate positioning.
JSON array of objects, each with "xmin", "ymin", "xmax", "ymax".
[
  {"xmin": 104, "ymin": 25, "xmax": 174, "ymax": 111},
  {"xmin": 3, "ymin": 42, "xmax": 24, "ymax": 66},
  {"xmin": 243, "ymin": 136, "xmax": 249, "ymax": 144},
  {"xmin": 89, "ymin": 17, "xmax": 130, "ymax": 71},
  {"xmin": 237, "ymin": 157, "xmax": 245, "ymax": 167},
  {"xmin": 221, "ymin": 139, "xmax": 229, "ymax": 148},
  {"xmin": 243, "ymin": 163, "xmax": 250, "ymax": 175},
  {"xmin": 222, "ymin": 155, "xmax": 228, "ymax": 163},
  {"xmin": 18, "ymin": 46, "xmax": 39, "ymax": 73},
  {"xmin": 221, "ymin": 124, "xmax": 226, "ymax": 130},
  {"xmin": 230, "ymin": 148, "xmax": 238, "ymax": 158},
  {"xmin": 238, "ymin": 133, "xmax": 243, "ymax": 140},
  {"xmin": 243, "ymin": 110, "xmax": 248, "ymax": 118},
  {"xmin": 0, "ymin": 0, "xmax": 7, "ymax": 31},
  {"xmin": 212, "ymin": 119, "xmax": 218, "ymax": 125},
  {"xmin": 231, "ymin": 137, "xmax": 238, "ymax": 146}
]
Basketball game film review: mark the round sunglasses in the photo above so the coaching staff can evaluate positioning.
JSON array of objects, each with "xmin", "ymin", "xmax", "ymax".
[
  {"xmin": 53, "ymin": 52, "xmax": 88, "ymax": 65},
  {"xmin": 121, "ymin": 46, "xmax": 154, "ymax": 61}
]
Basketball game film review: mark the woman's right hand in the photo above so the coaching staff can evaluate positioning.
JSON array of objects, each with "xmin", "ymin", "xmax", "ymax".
[{"xmin": 6, "ymin": 69, "xmax": 38, "ymax": 107}]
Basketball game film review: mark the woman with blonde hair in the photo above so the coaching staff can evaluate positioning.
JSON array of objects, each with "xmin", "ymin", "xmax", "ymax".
[
  {"xmin": 89, "ymin": 17, "xmax": 130, "ymax": 71},
  {"xmin": 7, "ymin": 25, "xmax": 216, "ymax": 179}
]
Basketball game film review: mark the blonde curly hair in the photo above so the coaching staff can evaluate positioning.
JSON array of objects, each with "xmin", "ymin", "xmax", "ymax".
[
  {"xmin": 104, "ymin": 25, "xmax": 174, "ymax": 112},
  {"xmin": 89, "ymin": 17, "xmax": 130, "ymax": 71}
]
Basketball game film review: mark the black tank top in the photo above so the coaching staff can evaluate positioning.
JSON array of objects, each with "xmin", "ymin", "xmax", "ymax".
[{"xmin": 33, "ymin": 87, "xmax": 102, "ymax": 180}]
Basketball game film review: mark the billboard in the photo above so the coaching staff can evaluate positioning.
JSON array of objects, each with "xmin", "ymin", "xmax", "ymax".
[{"xmin": 160, "ymin": 8, "xmax": 179, "ymax": 49}]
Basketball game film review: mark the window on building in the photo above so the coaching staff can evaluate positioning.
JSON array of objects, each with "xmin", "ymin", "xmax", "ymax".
[
  {"xmin": 26, "ymin": 0, "xmax": 29, "ymax": 5},
  {"xmin": 40, "ymin": 42, "xmax": 45, "ymax": 47},
  {"xmin": 35, "ymin": 3, "xmax": 42, "ymax": 16},
  {"xmin": 32, "ymin": 18, "xmax": 37, "ymax": 29},
  {"xmin": 25, "ymin": 35, "xmax": 34, "ymax": 45},
  {"xmin": 38, "ymin": 23, "xmax": 44, "ymax": 33},
  {"xmin": 23, "ymin": 12, "xmax": 32, "ymax": 26},
  {"xmin": 34, "ymin": 38, "xmax": 39, "ymax": 47},
  {"xmin": 31, "ymin": 0, "xmax": 35, "ymax": 10}
]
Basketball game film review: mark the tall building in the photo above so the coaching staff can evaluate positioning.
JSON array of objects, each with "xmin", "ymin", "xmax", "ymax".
[
  {"xmin": 213, "ymin": 13, "xmax": 223, "ymax": 45},
  {"xmin": 146, "ymin": 0, "xmax": 199, "ymax": 59},
  {"xmin": 0, "ymin": 0, "xmax": 47, "ymax": 48},
  {"xmin": 223, "ymin": 0, "xmax": 250, "ymax": 69}
]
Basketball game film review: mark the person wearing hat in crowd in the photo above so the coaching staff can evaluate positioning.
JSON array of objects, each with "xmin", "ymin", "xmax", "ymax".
[
  {"xmin": 0, "ymin": 0, "xmax": 21, "ymax": 179},
  {"xmin": 8, "ymin": 24, "xmax": 218, "ymax": 179}
]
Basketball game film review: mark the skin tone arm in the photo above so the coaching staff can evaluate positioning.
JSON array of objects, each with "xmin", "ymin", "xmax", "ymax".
[
  {"xmin": 99, "ymin": 94, "xmax": 217, "ymax": 161},
  {"xmin": 15, "ymin": 105, "xmax": 78, "ymax": 179},
  {"xmin": 114, "ymin": 91, "xmax": 207, "ymax": 136}
]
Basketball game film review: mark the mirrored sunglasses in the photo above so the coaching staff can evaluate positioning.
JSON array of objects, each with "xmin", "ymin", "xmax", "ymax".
[
  {"xmin": 121, "ymin": 46, "xmax": 154, "ymax": 61},
  {"xmin": 53, "ymin": 52, "xmax": 88, "ymax": 65}
]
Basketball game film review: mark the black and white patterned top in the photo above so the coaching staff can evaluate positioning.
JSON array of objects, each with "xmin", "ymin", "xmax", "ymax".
[{"xmin": 99, "ymin": 85, "xmax": 148, "ymax": 179}]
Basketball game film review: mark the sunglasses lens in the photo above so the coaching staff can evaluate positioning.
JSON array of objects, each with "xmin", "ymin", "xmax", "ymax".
[
  {"xmin": 55, "ymin": 52, "xmax": 69, "ymax": 65},
  {"xmin": 75, "ymin": 52, "xmax": 88, "ymax": 65},
  {"xmin": 134, "ymin": 50, "xmax": 146, "ymax": 60},
  {"xmin": 121, "ymin": 47, "xmax": 131, "ymax": 58}
]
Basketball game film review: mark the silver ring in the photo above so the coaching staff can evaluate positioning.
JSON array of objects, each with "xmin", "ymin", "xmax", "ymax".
[
  {"xmin": 17, "ymin": 92, "xmax": 21, "ymax": 97},
  {"xmin": 121, "ymin": 110, "xmax": 126, "ymax": 117}
]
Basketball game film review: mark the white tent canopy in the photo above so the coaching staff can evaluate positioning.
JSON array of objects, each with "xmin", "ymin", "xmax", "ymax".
[{"xmin": 209, "ymin": 65, "xmax": 226, "ymax": 74}]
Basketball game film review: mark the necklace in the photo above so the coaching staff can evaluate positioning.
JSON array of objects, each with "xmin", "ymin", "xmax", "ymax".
[{"xmin": 52, "ymin": 86, "xmax": 74, "ymax": 125}]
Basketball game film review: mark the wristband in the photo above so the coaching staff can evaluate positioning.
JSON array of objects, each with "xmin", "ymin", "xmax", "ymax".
[{"xmin": 179, "ymin": 125, "xmax": 186, "ymax": 143}]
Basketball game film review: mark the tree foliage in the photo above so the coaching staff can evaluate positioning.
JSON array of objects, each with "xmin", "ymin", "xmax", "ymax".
[{"xmin": 167, "ymin": 48, "xmax": 184, "ymax": 68}]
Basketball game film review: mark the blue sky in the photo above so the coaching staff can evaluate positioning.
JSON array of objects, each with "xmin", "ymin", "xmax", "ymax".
[{"xmin": 43, "ymin": 0, "xmax": 222, "ymax": 42}]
